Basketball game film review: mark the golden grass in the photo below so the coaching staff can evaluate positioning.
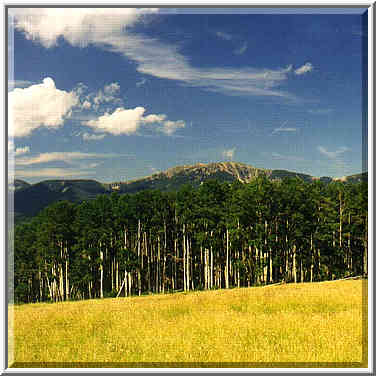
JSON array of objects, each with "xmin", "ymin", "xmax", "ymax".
[{"xmin": 9, "ymin": 280, "xmax": 366, "ymax": 367}]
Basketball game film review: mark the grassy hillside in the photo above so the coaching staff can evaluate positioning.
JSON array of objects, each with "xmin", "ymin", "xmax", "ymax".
[{"xmin": 9, "ymin": 280, "xmax": 366, "ymax": 367}]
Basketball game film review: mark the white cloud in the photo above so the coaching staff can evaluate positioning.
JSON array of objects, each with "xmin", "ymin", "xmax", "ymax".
[
  {"xmin": 142, "ymin": 114, "xmax": 167, "ymax": 123},
  {"xmin": 15, "ymin": 151, "xmax": 129, "ymax": 166},
  {"xmin": 15, "ymin": 146, "xmax": 30, "ymax": 156},
  {"xmin": 294, "ymin": 62, "xmax": 314, "ymax": 75},
  {"xmin": 91, "ymin": 82, "xmax": 123, "ymax": 110},
  {"xmin": 85, "ymin": 107, "xmax": 185, "ymax": 136},
  {"xmin": 317, "ymin": 146, "xmax": 350, "ymax": 159},
  {"xmin": 272, "ymin": 127, "xmax": 297, "ymax": 133},
  {"xmin": 15, "ymin": 168, "xmax": 90, "ymax": 178},
  {"xmin": 308, "ymin": 108, "xmax": 332, "ymax": 115},
  {"xmin": 159, "ymin": 120, "xmax": 185, "ymax": 135},
  {"xmin": 136, "ymin": 78, "xmax": 147, "ymax": 87},
  {"xmin": 112, "ymin": 33, "xmax": 293, "ymax": 97},
  {"xmin": 222, "ymin": 148, "xmax": 236, "ymax": 160},
  {"xmin": 82, "ymin": 100, "xmax": 92, "ymax": 110},
  {"xmin": 73, "ymin": 82, "xmax": 89, "ymax": 97},
  {"xmin": 11, "ymin": 8, "xmax": 158, "ymax": 48},
  {"xmin": 104, "ymin": 82, "xmax": 120, "ymax": 95},
  {"xmin": 234, "ymin": 42, "xmax": 248, "ymax": 55},
  {"xmin": 9, "ymin": 77, "xmax": 79, "ymax": 137},
  {"xmin": 82, "ymin": 132, "xmax": 106, "ymax": 141},
  {"xmin": 270, "ymin": 152, "xmax": 304, "ymax": 162},
  {"xmin": 85, "ymin": 107, "xmax": 146, "ymax": 135},
  {"xmin": 12, "ymin": 9, "xmax": 295, "ymax": 99},
  {"xmin": 216, "ymin": 31, "xmax": 233, "ymax": 40},
  {"xmin": 8, "ymin": 79, "xmax": 34, "ymax": 90}
]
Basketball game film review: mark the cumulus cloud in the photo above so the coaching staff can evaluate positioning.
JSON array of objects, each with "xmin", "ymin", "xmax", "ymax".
[
  {"xmin": 91, "ymin": 82, "xmax": 123, "ymax": 110},
  {"xmin": 85, "ymin": 107, "xmax": 185, "ymax": 136},
  {"xmin": 159, "ymin": 120, "xmax": 185, "ymax": 135},
  {"xmin": 11, "ymin": 8, "xmax": 158, "ymax": 48},
  {"xmin": 11, "ymin": 8, "xmax": 295, "ymax": 99},
  {"xmin": 317, "ymin": 146, "xmax": 350, "ymax": 159},
  {"xmin": 294, "ymin": 62, "xmax": 314, "ymax": 75},
  {"xmin": 222, "ymin": 148, "xmax": 236, "ymax": 160},
  {"xmin": 142, "ymin": 114, "xmax": 167, "ymax": 123},
  {"xmin": 85, "ymin": 107, "xmax": 146, "ymax": 135},
  {"xmin": 9, "ymin": 77, "xmax": 79, "ymax": 137},
  {"xmin": 82, "ymin": 132, "xmax": 106, "ymax": 141}
]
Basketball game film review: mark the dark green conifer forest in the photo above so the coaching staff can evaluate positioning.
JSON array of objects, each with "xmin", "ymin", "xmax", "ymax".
[{"xmin": 12, "ymin": 177, "xmax": 368, "ymax": 303}]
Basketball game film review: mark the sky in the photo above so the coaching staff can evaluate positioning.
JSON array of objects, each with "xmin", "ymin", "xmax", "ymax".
[{"xmin": 8, "ymin": 7, "xmax": 368, "ymax": 184}]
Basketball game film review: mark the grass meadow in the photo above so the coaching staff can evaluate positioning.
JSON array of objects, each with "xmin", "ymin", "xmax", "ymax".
[{"xmin": 9, "ymin": 279, "xmax": 366, "ymax": 367}]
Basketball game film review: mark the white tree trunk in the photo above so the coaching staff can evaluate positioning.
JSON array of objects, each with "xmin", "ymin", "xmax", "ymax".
[{"xmin": 225, "ymin": 228, "xmax": 229, "ymax": 289}]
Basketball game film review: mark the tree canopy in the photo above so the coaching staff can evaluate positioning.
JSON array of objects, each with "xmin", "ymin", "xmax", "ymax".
[{"xmin": 13, "ymin": 177, "xmax": 368, "ymax": 303}]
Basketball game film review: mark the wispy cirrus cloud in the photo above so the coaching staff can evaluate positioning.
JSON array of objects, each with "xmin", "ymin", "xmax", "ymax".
[
  {"xmin": 308, "ymin": 108, "xmax": 333, "ymax": 115},
  {"xmin": 12, "ymin": 8, "xmax": 303, "ymax": 99},
  {"xmin": 222, "ymin": 147, "xmax": 236, "ymax": 160},
  {"xmin": 272, "ymin": 127, "xmax": 297, "ymax": 133},
  {"xmin": 271, "ymin": 120, "xmax": 297, "ymax": 135},
  {"xmin": 15, "ymin": 168, "xmax": 91, "ymax": 178},
  {"xmin": 216, "ymin": 31, "xmax": 233, "ymax": 40},
  {"xmin": 317, "ymin": 146, "xmax": 350, "ymax": 159},
  {"xmin": 99, "ymin": 32, "xmax": 294, "ymax": 98},
  {"xmin": 216, "ymin": 31, "xmax": 248, "ymax": 56},
  {"xmin": 15, "ymin": 146, "xmax": 30, "ymax": 156},
  {"xmin": 82, "ymin": 132, "xmax": 106, "ymax": 141},
  {"xmin": 234, "ymin": 42, "xmax": 248, "ymax": 55},
  {"xmin": 8, "ymin": 79, "xmax": 34, "ymax": 90},
  {"xmin": 136, "ymin": 78, "xmax": 147, "ymax": 87},
  {"xmin": 270, "ymin": 152, "xmax": 304, "ymax": 162},
  {"xmin": 15, "ymin": 151, "xmax": 133, "ymax": 166},
  {"xmin": 294, "ymin": 62, "xmax": 314, "ymax": 75}
]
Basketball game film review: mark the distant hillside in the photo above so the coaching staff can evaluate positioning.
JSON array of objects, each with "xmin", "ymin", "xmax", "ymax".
[
  {"xmin": 334, "ymin": 172, "xmax": 368, "ymax": 184},
  {"xmin": 14, "ymin": 180, "xmax": 108, "ymax": 218},
  {"xmin": 9, "ymin": 179, "xmax": 31, "ymax": 192},
  {"xmin": 12, "ymin": 162, "xmax": 367, "ymax": 220}
]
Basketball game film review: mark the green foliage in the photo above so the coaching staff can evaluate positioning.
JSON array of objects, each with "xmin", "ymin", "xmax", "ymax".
[{"xmin": 13, "ymin": 177, "xmax": 368, "ymax": 303}]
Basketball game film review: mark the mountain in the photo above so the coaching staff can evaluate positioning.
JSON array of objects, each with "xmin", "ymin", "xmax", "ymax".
[
  {"xmin": 112, "ymin": 162, "xmax": 315, "ymax": 193},
  {"xmin": 9, "ymin": 179, "xmax": 31, "ymax": 192},
  {"xmin": 12, "ymin": 162, "xmax": 367, "ymax": 221},
  {"xmin": 14, "ymin": 180, "xmax": 108, "ymax": 219},
  {"xmin": 333, "ymin": 172, "xmax": 368, "ymax": 184}
]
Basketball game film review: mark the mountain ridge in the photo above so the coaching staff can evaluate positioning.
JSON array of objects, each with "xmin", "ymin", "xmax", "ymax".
[{"xmin": 12, "ymin": 161, "xmax": 367, "ymax": 220}]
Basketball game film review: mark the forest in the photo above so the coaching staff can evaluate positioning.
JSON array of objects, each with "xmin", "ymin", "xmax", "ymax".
[{"xmin": 12, "ymin": 176, "xmax": 368, "ymax": 303}]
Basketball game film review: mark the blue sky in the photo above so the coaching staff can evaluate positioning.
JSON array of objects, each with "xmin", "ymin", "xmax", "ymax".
[{"xmin": 8, "ymin": 8, "xmax": 367, "ymax": 183}]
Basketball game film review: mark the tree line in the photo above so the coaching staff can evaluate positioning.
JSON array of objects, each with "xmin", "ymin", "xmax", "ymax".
[{"xmin": 12, "ymin": 177, "xmax": 368, "ymax": 303}]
